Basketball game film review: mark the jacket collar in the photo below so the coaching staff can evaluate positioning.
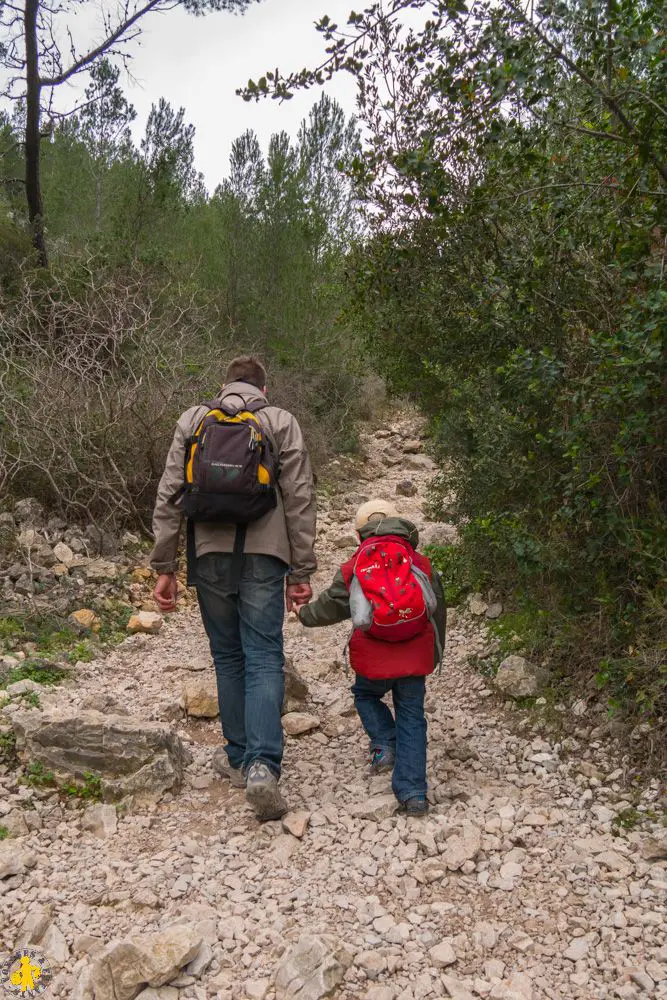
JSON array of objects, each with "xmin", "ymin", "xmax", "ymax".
[{"xmin": 217, "ymin": 381, "xmax": 268, "ymax": 405}]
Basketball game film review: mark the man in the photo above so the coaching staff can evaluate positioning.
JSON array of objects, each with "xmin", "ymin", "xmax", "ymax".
[{"xmin": 150, "ymin": 356, "xmax": 316, "ymax": 820}]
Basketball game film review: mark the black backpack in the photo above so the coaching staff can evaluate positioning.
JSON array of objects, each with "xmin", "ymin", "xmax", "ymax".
[
  {"xmin": 171, "ymin": 398, "xmax": 279, "ymax": 587},
  {"xmin": 178, "ymin": 398, "xmax": 278, "ymax": 523}
]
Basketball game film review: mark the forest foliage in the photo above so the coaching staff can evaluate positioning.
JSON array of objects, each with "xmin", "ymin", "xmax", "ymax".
[
  {"xmin": 323, "ymin": 0, "xmax": 665, "ymax": 729},
  {"xmin": 0, "ymin": 85, "xmax": 371, "ymax": 529}
]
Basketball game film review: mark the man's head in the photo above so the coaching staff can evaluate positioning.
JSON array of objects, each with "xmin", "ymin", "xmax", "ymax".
[
  {"xmin": 354, "ymin": 498, "xmax": 399, "ymax": 533},
  {"xmin": 225, "ymin": 355, "xmax": 267, "ymax": 392}
]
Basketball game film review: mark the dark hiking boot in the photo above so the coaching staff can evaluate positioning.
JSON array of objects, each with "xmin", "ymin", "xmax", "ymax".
[
  {"xmin": 402, "ymin": 796, "xmax": 429, "ymax": 816},
  {"xmin": 212, "ymin": 748, "xmax": 245, "ymax": 788},
  {"xmin": 369, "ymin": 747, "xmax": 396, "ymax": 775},
  {"xmin": 245, "ymin": 761, "xmax": 288, "ymax": 821}
]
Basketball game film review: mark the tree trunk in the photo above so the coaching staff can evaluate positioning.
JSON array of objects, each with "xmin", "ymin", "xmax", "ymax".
[{"xmin": 24, "ymin": 0, "xmax": 48, "ymax": 267}]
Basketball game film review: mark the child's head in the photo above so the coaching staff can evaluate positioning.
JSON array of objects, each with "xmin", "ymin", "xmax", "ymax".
[{"xmin": 354, "ymin": 499, "xmax": 399, "ymax": 534}]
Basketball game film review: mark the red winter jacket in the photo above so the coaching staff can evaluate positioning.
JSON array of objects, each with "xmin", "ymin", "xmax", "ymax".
[{"xmin": 299, "ymin": 518, "xmax": 446, "ymax": 680}]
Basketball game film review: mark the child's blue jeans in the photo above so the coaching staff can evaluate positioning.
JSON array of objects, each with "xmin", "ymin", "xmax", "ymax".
[{"xmin": 351, "ymin": 673, "xmax": 427, "ymax": 802}]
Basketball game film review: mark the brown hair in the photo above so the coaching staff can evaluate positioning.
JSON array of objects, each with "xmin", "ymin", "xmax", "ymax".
[{"xmin": 225, "ymin": 355, "xmax": 267, "ymax": 390}]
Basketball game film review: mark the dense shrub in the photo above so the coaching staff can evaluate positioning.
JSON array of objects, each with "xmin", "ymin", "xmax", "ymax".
[
  {"xmin": 0, "ymin": 256, "xmax": 369, "ymax": 531},
  {"xmin": 0, "ymin": 94, "xmax": 372, "ymax": 533},
  {"xmin": 341, "ymin": 0, "xmax": 667, "ymax": 731}
]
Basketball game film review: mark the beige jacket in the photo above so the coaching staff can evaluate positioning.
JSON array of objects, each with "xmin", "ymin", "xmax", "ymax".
[{"xmin": 149, "ymin": 382, "xmax": 317, "ymax": 584}]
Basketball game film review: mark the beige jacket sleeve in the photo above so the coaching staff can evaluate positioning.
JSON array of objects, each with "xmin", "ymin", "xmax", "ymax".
[
  {"xmin": 270, "ymin": 410, "xmax": 317, "ymax": 585},
  {"xmin": 149, "ymin": 406, "xmax": 200, "ymax": 574}
]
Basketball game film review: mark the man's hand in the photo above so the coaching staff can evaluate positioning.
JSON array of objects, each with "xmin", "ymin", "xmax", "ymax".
[
  {"xmin": 286, "ymin": 582, "xmax": 312, "ymax": 614},
  {"xmin": 154, "ymin": 573, "xmax": 178, "ymax": 612}
]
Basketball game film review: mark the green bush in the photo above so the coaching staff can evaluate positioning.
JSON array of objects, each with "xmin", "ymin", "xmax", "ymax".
[
  {"xmin": 62, "ymin": 771, "xmax": 103, "ymax": 802},
  {"xmin": 347, "ymin": 0, "xmax": 666, "ymax": 733}
]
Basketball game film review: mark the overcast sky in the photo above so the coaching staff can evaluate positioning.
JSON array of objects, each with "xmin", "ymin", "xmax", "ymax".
[{"xmin": 56, "ymin": 0, "xmax": 361, "ymax": 191}]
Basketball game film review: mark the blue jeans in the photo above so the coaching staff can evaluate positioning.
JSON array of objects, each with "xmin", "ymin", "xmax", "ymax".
[
  {"xmin": 195, "ymin": 552, "xmax": 288, "ymax": 777},
  {"xmin": 352, "ymin": 674, "xmax": 427, "ymax": 802}
]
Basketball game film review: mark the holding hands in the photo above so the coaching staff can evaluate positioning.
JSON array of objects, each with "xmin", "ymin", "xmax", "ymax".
[{"xmin": 286, "ymin": 582, "xmax": 312, "ymax": 615}]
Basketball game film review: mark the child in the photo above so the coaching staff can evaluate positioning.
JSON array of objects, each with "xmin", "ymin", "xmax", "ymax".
[{"xmin": 298, "ymin": 499, "xmax": 446, "ymax": 815}]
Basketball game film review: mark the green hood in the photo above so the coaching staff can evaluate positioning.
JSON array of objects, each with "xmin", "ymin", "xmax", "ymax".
[{"xmin": 359, "ymin": 516, "xmax": 419, "ymax": 549}]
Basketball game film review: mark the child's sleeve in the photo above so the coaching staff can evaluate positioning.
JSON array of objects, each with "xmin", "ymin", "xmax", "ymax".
[{"xmin": 299, "ymin": 569, "xmax": 351, "ymax": 627}]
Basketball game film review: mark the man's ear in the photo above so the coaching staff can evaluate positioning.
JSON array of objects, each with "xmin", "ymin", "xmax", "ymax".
[{"xmin": 262, "ymin": 385, "xmax": 268, "ymax": 395}]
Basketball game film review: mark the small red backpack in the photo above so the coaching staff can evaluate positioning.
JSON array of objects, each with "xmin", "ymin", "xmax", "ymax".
[{"xmin": 347, "ymin": 536, "xmax": 435, "ymax": 642}]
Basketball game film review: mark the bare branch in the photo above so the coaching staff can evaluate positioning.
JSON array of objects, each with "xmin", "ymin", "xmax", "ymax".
[{"xmin": 39, "ymin": 0, "xmax": 169, "ymax": 87}]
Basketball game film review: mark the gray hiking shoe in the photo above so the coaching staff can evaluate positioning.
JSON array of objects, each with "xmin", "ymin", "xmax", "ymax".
[
  {"xmin": 245, "ymin": 761, "xmax": 287, "ymax": 821},
  {"xmin": 212, "ymin": 748, "xmax": 245, "ymax": 788}
]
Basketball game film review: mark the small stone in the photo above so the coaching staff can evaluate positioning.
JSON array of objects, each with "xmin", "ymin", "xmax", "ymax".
[
  {"xmin": 494, "ymin": 655, "xmax": 546, "ymax": 698},
  {"xmin": 405, "ymin": 454, "xmax": 434, "ymax": 471},
  {"xmin": 0, "ymin": 842, "xmax": 36, "ymax": 879},
  {"xmin": 6, "ymin": 679, "xmax": 42, "ymax": 696},
  {"xmin": 127, "ymin": 611, "xmax": 163, "ymax": 634},
  {"xmin": 367, "ymin": 988, "xmax": 395, "ymax": 1000},
  {"xmin": 184, "ymin": 939, "xmax": 213, "ymax": 977},
  {"xmin": 523, "ymin": 812, "xmax": 548, "ymax": 827},
  {"xmin": 271, "ymin": 833, "xmax": 299, "ymax": 864},
  {"xmin": 74, "ymin": 935, "xmax": 105, "ymax": 957},
  {"xmin": 485, "ymin": 602, "xmax": 503, "ymax": 619},
  {"xmin": 40, "ymin": 922, "xmax": 70, "ymax": 965},
  {"xmin": 81, "ymin": 924, "xmax": 202, "ymax": 1000},
  {"xmin": 499, "ymin": 861, "xmax": 523, "ymax": 879},
  {"xmin": 441, "ymin": 821, "xmax": 481, "ymax": 870},
  {"xmin": 274, "ymin": 933, "xmax": 352, "ymax": 1000},
  {"xmin": 429, "ymin": 941, "xmax": 457, "ymax": 968},
  {"xmin": 396, "ymin": 480, "xmax": 418, "ymax": 497},
  {"xmin": 53, "ymin": 541, "xmax": 75, "ymax": 565},
  {"xmin": 640, "ymin": 831, "xmax": 667, "ymax": 861},
  {"xmin": 355, "ymin": 951, "xmax": 387, "ymax": 979},
  {"xmin": 468, "ymin": 593, "xmax": 488, "ymax": 616},
  {"xmin": 81, "ymin": 803, "xmax": 118, "ymax": 839},
  {"xmin": 85, "ymin": 559, "xmax": 119, "ymax": 580},
  {"xmin": 182, "ymin": 655, "xmax": 211, "ymax": 672},
  {"xmin": 282, "ymin": 811, "xmax": 311, "ymax": 839},
  {"xmin": 182, "ymin": 677, "xmax": 219, "ymax": 718},
  {"xmin": 282, "ymin": 712, "xmax": 320, "ymax": 736},
  {"xmin": 15, "ymin": 905, "xmax": 52, "ymax": 947},
  {"xmin": 349, "ymin": 794, "xmax": 398, "ymax": 822},
  {"xmin": 563, "ymin": 938, "xmax": 589, "ymax": 962},
  {"xmin": 131, "ymin": 566, "xmax": 152, "ymax": 583},
  {"xmin": 596, "ymin": 850, "xmax": 634, "ymax": 877},
  {"xmin": 645, "ymin": 960, "xmax": 665, "ymax": 982},
  {"xmin": 70, "ymin": 609, "xmax": 101, "ymax": 631},
  {"xmin": 244, "ymin": 979, "xmax": 271, "ymax": 1000},
  {"xmin": 441, "ymin": 976, "xmax": 475, "ymax": 1000},
  {"xmin": 627, "ymin": 969, "xmax": 655, "ymax": 992}
]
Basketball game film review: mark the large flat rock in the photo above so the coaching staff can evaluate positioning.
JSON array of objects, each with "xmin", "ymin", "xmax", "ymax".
[{"xmin": 11, "ymin": 708, "xmax": 188, "ymax": 803}]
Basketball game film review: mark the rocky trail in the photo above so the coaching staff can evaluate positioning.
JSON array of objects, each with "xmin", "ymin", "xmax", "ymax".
[{"xmin": 1, "ymin": 417, "xmax": 665, "ymax": 1000}]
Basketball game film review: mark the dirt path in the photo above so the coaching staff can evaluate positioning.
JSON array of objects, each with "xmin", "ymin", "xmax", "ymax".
[{"xmin": 1, "ymin": 417, "xmax": 665, "ymax": 1000}]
